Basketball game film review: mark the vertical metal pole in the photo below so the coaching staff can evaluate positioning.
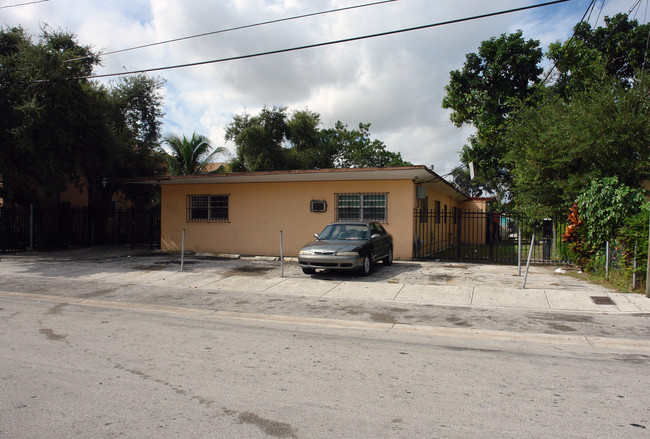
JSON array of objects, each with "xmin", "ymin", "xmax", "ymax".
[
  {"xmin": 29, "ymin": 204, "xmax": 34, "ymax": 251},
  {"xmin": 632, "ymin": 241, "xmax": 637, "ymax": 290},
  {"xmin": 517, "ymin": 223, "xmax": 522, "ymax": 276},
  {"xmin": 180, "ymin": 228, "xmax": 185, "ymax": 273},
  {"xmin": 646, "ymin": 215, "xmax": 650, "ymax": 298},
  {"xmin": 522, "ymin": 233, "xmax": 535, "ymax": 289},
  {"xmin": 605, "ymin": 241, "xmax": 609, "ymax": 279},
  {"xmin": 280, "ymin": 230, "xmax": 284, "ymax": 278}
]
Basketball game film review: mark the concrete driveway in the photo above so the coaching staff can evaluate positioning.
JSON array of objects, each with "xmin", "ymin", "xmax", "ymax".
[{"xmin": 1, "ymin": 246, "xmax": 648, "ymax": 314}]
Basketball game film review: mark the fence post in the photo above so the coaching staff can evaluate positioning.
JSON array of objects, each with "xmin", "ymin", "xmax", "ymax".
[
  {"xmin": 632, "ymin": 241, "xmax": 637, "ymax": 290},
  {"xmin": 605, "ymin": 241, "xmax": 609, "ymax": 279},
  {"xmin": 130, "ymin": 208, "xmax": 134, "ymax": 250},
  {"xmin": 646, "ymin": 215, "xmax": 650, "ymax": 298},
  {"xmin": 522, "ymin": 233, "xmax": 535, "ymax": 289},
  {"xmin": 29, "ymin": 204, "xmax": 34, "ymax": 251},
  {"xmin": 456, "ymin": 209, "xmax": 462, "ymax": 261},
  {"xmin": 181, "ymin": 228, "xmax": 185, "ymax": 273},
  {"xmin": 517, "ymin": 222, "xmax": 522, "ymax": 276},
  {"xmin": 280, "ymin": 230, "xmax": 284, "ymax": 278}
]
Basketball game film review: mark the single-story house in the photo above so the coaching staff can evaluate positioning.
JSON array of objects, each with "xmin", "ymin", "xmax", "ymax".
[{"xmin": 139, "ymin": 166, "xmax": 490, "ymax": 260}]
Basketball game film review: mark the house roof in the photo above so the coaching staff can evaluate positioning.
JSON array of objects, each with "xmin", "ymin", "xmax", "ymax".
[{"xmin": 126, "ymin": 166, "xmax": 469, "ymax": 201}]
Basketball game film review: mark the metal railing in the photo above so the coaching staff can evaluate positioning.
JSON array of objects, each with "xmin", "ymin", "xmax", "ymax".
[
  {"xmin": 0, "ymin": 205, "xmax": 160, "ymax": 252},
  {"xmin": 414, "ymin": 209, "xmax": 570, "ymax": 264}
]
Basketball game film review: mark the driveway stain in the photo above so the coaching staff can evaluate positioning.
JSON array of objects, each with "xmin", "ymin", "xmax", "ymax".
[
  {"xmin": 446, "ymin": 316, "xmax": 473, "ymax": 327},
  {"xmin": 45, "ymin": 303, "xmax": 67, "ymax": 315},
  {"xmin": 547, "ymin": 323, "xmax": 577, "ymax": 332},
  {"xmin": 430, "ymin": 274, "xmax": 456, "ymax": 284},
  {"xmin": 527, "ymin": 312, "xmax": 594, "ymax": 323},
  {"xmin": 78, "ymin": 288, "xmax": 117, "ymax": 299},
  {"xmin": 237, "ymin": 411, "xmax": 297, "ymax": 438},
  {"xmin": 223, "ymin": 266, "xmax": 275, "ymax": 278},
  {"xmin": 369, "ymin": 312, "xmax": 397, "ymax": 324},
  {"xmin": 39, "ymin": 328, "xmax": 67, "ymax": 341},
  {"xmin": 132, "ymin": 264, "xmax": 166, "ymax": 271}
]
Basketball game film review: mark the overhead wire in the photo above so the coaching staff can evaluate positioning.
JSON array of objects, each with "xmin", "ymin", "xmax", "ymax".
[
  {"xmin": 47, "ymin": 0, "xmax": 569, "ymax": 82},
  {"xmin": 0, "ymin": 0, "xmax": 50, "ymax": 9},
  {"xmin": 64, "ymin": 0, "xmax": 399, "ymax": 63}
]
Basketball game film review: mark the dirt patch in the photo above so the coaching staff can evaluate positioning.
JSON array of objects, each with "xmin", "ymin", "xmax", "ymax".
[
  {"xmin": 369, "ymin": 312, "xmax": 398, "ymax": 324},
  {"xmin": 154, "ymin": 260, "xmax": 201, "ymax": 266},
  {"xmin": 430, "ymin": 274, "xmax": 456, "ymax": 284},
  {"xmin": 133, "ymin": 264, "xmax": 167, "ymax": 271},
  {"xmin": 223, "ymin": 265, "xmax": 275, "ymax": 277}
]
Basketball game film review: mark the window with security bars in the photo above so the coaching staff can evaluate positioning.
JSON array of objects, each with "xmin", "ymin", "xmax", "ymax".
[
  {"xmin": 187, "ymin": 195, "xmax": 228, "ymax": 222},
  {"xmin": 336, "ymin": 193, "xmax": 387, "ymax": 222}
]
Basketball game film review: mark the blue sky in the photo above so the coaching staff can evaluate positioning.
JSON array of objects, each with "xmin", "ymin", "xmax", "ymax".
[{"xmin": 2, "ymin": 0, "xmax": 646, "ymax": 175}]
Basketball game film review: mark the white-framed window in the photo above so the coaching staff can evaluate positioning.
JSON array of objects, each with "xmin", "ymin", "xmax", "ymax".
[
  {"xmin": 336, "ymin": 193, "xmax": 387, "ymax": 222},
  {"xmin": 187, "ymin": 194, "xmax": 229, "ymax": 222}
]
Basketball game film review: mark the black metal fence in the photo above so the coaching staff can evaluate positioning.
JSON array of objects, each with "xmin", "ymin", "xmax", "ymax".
[
  {"xmin": 0, "ymin": 205, "xmax": 160, "ymax": 252},
  {"xmin": 414, "ymin": 209, "xmax": 570, "ymax": 264}
]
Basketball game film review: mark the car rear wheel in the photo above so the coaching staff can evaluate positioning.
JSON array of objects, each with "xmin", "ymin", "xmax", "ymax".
[
  {"xmin": 360, "ymin": 254, "xmax": 371, "ymax": 276},
  {"xmin": 302, "ymin": 267, "xmax": 316, "ymax": 275},
  {"xmin": 382, "ymin": 248, "xmax": 393, "ymax": 266}
]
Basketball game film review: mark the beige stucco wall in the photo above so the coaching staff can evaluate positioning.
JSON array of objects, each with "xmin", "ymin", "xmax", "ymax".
[{"xmin": 161, "ymin": 179, "xmax": 416, "ymax": 259}]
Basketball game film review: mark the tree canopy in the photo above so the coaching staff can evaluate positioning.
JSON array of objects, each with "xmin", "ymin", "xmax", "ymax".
[
  {"xmin": 225, "ymin": 106, "xmax": 410, "ymax": 172},
  {"xmin": 442, "ymin": 13, "xmax": 650, "ymax": 216},
  {"xmin": 442, "ymin": 30, "xmax": 543, "ymax": 196},
  {"xmin": 0, "ymin": 27, "xmax": 166, "ymax": 207}
]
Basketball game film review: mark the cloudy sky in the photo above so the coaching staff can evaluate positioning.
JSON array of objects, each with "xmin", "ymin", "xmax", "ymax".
[{"xmin": 3, "ymin": 0, "xmax": 645, "ymax": 175}]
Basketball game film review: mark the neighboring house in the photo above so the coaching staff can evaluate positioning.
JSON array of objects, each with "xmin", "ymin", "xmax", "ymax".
[{"xmin": 140, "ymin": 166, "xmax": 490, "ymax": 260}]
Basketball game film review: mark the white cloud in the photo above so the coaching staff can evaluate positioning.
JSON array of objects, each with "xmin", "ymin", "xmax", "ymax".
[{"xmin": 3, "ymin": 0, "xmax": 644, "ymax": 175}]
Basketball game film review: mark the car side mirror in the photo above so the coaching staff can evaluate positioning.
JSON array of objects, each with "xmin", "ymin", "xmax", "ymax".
[
  {"xmin": 371, "ymin": 233, "xmax": 381, "ymax": 239},
  {"xmin": 314, "ymin": 233, "xmax": 320, "ymax": 239}
]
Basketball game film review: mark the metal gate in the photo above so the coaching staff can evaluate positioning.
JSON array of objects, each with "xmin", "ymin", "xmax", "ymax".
[
  {"xmin": 0, "ymin": 205, "xmax": 160, "ymax": 252},
  {"xmin": 414, "ymin": 209, "xmax": 569, "ymax": 264}
]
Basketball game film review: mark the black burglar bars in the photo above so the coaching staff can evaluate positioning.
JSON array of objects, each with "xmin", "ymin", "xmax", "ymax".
[
  {"xmin": 414, "ymin": 209, "xmax": 569, "ymax": 264},
  {"xmin": 0, "ymin": 205, "xmax": 161, "ymax": 252}
]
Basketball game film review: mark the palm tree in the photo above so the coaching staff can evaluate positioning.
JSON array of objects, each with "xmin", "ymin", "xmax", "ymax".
[{"xmin": 164, "ymin": 132, "xmax": 228, "ymax": 175}]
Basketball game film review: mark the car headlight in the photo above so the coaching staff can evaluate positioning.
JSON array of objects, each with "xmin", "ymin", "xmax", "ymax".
[
  {"xmin": 336, "ymin": 251, "xmax": 359, "ymax": 256},
  {"xmin": 299, "ymin": 249, "xmax": 314, "ymax": 256}
]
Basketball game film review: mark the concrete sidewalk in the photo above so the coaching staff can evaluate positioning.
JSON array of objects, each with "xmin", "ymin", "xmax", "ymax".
[{"xmin": 1, "ymin": 247, "xmax": 648, "ymax": 314}]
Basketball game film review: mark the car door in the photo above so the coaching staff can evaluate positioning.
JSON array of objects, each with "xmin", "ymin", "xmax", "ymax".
[{"xmin": 370, "ymin": 223, "xmax": 389, "ymax": 261}]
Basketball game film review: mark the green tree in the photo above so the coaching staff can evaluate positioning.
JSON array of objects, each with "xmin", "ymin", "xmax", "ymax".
[
  {"xmin": 225, "ymin": 106, "xmax": 293, "ymax": 171},
  {"xmin": 0, "ymin": 27, "xmax": 167, "ymax": 207},
  {"xmin": 576, "ymin": 177, "xmax": 647, "ymax": 249},
  {"xmin": 449, "ymin": 165, "xmax": 482, "ymax": 197},
  {"xmin": 0, "ymin": 26, "xmax": 104, "ymax": 205},
  {"xmin": 107, "ymin": 74, "xmax": 167, "ymax": 207},
  {"xmin": 442, "ymin": 30, "xmax": 543, "ymax": 195},
  {"xmin": 506, "ymin": 75, "xmax": 649, "ymax": 219},
  {"xmin": 225, "ymin": 106, "xmax": 410, "ymax": 171},
  {"xmin": 164, "ymin": 133, "xmax": 228, "ymax": 175},
  {"xmin": 321, "ymin": 121, "xmax": 411, "ymax": 168},
  {"xmin": 548, "ymin": 13, "xmax": 650, "ymax": 91}
]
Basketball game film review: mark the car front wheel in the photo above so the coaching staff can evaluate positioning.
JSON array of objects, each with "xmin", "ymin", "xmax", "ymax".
[{"xmin": 360, "ymin": 254, "xmax": 371, "ymax": 276}]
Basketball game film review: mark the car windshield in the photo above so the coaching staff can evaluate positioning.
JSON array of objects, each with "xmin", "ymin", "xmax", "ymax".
[{"xmin": 318, "ymin": 224, "xmax": 369, "ymax": 241}]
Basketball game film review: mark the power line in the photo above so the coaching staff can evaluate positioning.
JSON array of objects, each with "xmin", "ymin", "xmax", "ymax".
[
  {"xmin": 64, "ymin": 0, "xmax": 398, "ymax": 63},
  {"xmin": 0, "ymin": 0, "xmax": 50, "ymax": 9},
  {"xmin": 56, "ymin": 0, "xmax": 569, "ymax": 82}
]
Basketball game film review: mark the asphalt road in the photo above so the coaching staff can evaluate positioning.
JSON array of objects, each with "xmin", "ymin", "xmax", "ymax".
[{"xmin": 1, "ymin": 284, "xmax": 649, "ymax": 438}]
